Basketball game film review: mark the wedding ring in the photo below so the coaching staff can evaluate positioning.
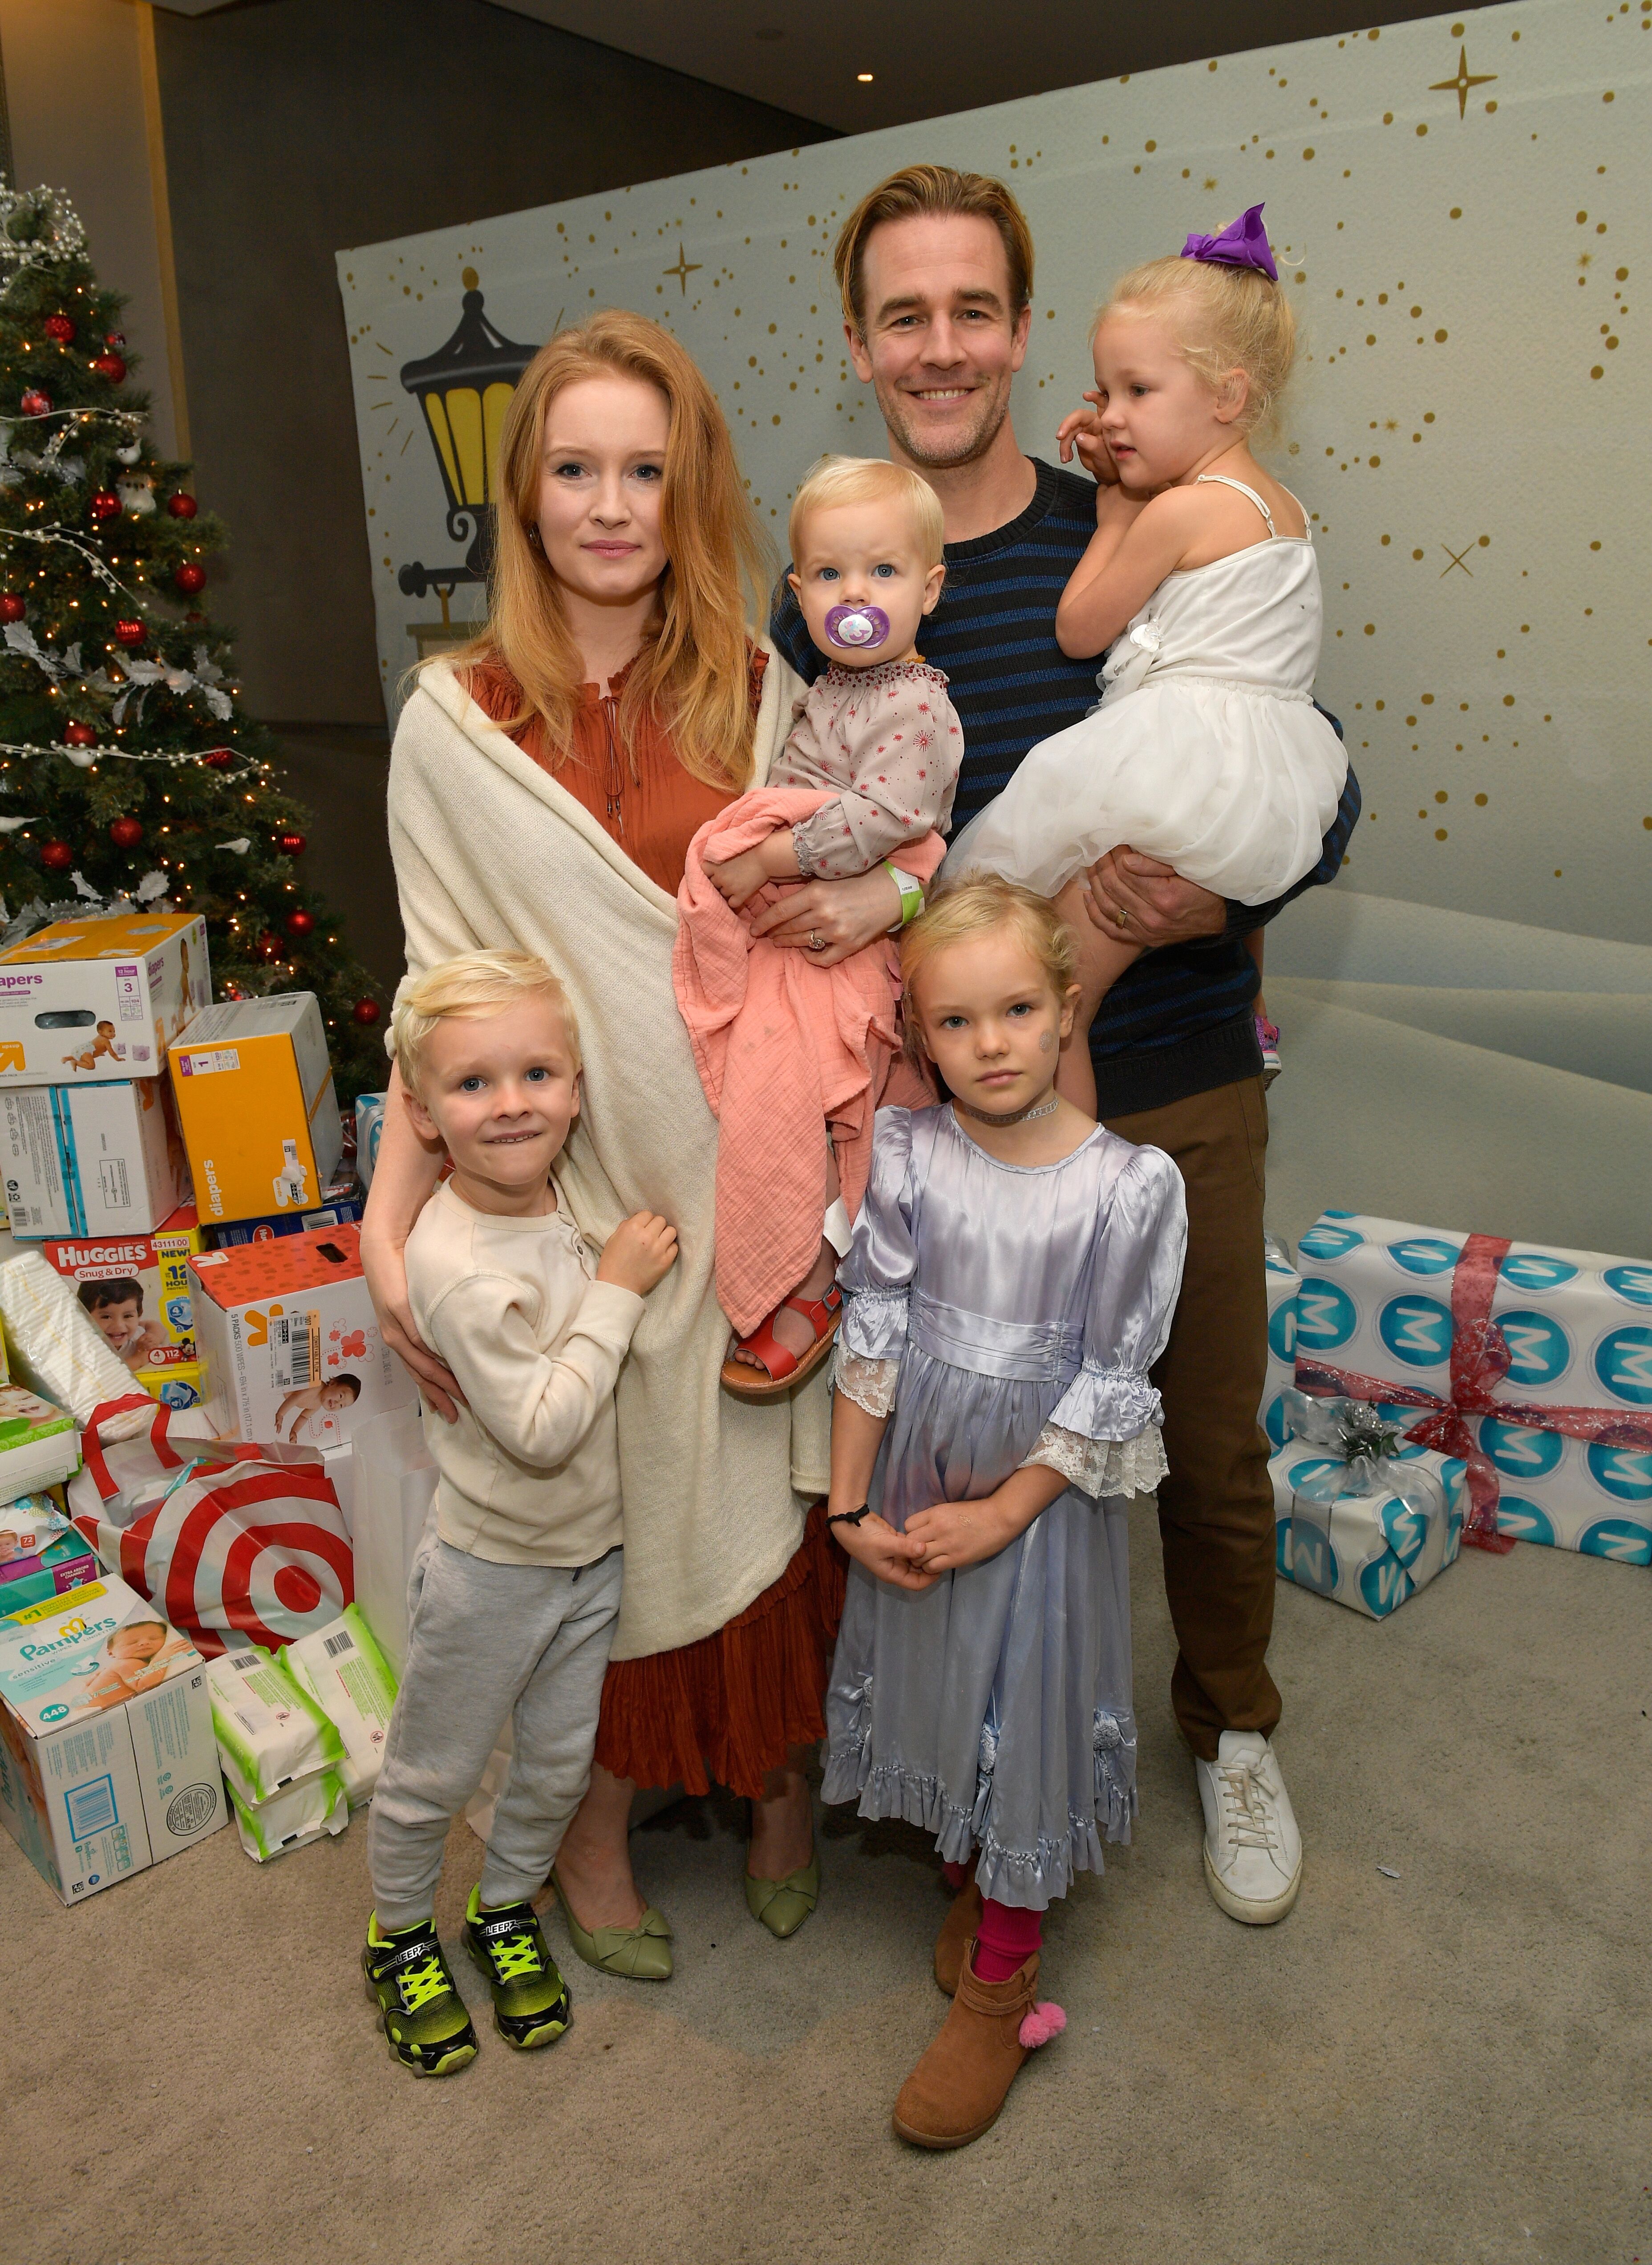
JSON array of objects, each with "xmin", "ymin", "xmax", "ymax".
[
  {"xmin": 1116, "ymin": 905, "xmax": 1130, "ymax": 928},
  {"xmin": 808, "ymin": 931, "xmax": 826, "ymax": 951}
]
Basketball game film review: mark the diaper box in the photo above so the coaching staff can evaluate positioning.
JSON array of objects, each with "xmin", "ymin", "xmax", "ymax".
[
  {"xmin": 0, "ymin": 1573, "xmax": 226, "ymax": 1904},
  {"xmin": 0, "ymin": 912, "xmax": 209, "ymax": 1086},
  {"xmin": 188, "ymin": 1222, "xmax": 415, "ymax": 1448},
  {"xmin": 208, "ymin": 1179, "xmax": 363, "ymax": 1249},
  {"xmin": 28, "ymin": 1205, "xmax": 205, "ymax": 1372},
  {"xmin": 1, "ymin": 1077, "xmax": 190, "ymax": 1239},
  {"xmin": 169, "ymin": 993, "xmax": 344, "ymax": 1228}
]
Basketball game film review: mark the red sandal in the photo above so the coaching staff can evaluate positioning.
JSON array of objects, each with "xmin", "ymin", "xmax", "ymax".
[{"xmin": 721, "ymin": 1282, "xmax": 844, "ymax": 1402}]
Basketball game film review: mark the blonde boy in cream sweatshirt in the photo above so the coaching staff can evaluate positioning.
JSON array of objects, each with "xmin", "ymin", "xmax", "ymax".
[{"xmin": 361, "ymin": 948, "xmax": 676, "ymax": 2077}]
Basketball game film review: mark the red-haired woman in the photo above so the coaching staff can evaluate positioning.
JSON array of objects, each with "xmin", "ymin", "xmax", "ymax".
[{"xmin": 363, "ymin": 312, "xmax": 908, "ymax": 1973}]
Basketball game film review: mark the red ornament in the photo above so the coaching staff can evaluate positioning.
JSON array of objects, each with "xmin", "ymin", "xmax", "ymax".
[
  {"xmin": 285, "ymin": 909, "xmax": 315, "ymax": 938},
  {"xmin": 105, "ymin": 332, "xmax": 126, "ymax": 349},
  {"xmin": 44, "ymin": 315, "xmax": 75, "ymax": 345},
  {"xmin": 255, "ymin": 931, "xmax": 282, "ymax": 962},
  {"xmin": 39, "ymin": 841, "xmax": 74, "ymax": 873},
  {"xmin": 63, "ymin": 722, "xmax": 97, "ymax": 749},
  {"xmin": 200, "ymin": 746, "xmax": 235, "ymax": 769},
  {"xmin": 113, "ymin": 618, "xmax": 146, "ymax": 648},
  {"xmin": 89, "ymin": 489, "xmax": 121, "ymax": 524},
  {"xmin": 109, "ymin": 816, "xmax": 143, "ymax": 849},
  {"xmin": 166, "ymin": 492, "xmax": 198, "ymax": 520},
  {"xmin": 0, "ymin": 595, "xmax": 24, "ymax": 623},
  {"xmin": 352, "ymin": 998, "xmax": 382, "ymax": 1027},
  {"xmin": 91, "ymin": 352, "xmax": 128, "ymax": 385},
  {"xmin": 19, "ymin": 388, "xmax": 50, "ymax": 418},
  {"xmin": 275, "ymin": 831, "xmax": 307, "ymax": 857},
  {"xmin": 174, "ymin": 563, "xmax": 206, "ymax": 595}
]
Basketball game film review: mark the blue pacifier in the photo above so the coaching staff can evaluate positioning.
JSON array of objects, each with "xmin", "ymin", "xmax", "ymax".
[{"xmin": 823, "ymin": 602, "xmax": 891, "ymax": 651}]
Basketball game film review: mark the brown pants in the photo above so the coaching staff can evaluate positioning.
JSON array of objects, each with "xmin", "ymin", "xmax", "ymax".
[{"xmin": 1105, "ymin": 1075, "xmax": 1279, "ymax": 1762}]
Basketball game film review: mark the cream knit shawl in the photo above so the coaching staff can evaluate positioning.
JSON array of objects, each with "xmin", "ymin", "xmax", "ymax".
[{"xmin": 387, "ymin": 649, "xmax": 830, "ymax": 1660}]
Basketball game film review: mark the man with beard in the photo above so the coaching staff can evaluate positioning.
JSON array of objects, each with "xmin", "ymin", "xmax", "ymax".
[{"xmin": 767, "ymin": 165, "xmax": 1362, "ymax": 1927}]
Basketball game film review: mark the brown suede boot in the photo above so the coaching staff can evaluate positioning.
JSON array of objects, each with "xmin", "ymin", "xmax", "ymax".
[
  {"xmin": 934, "ymin": 1877, "xmax": 984, "ymax": 1996},
  {"xmin": 892, "ymin": 1942, "xmax": 1062, "ymax": 2150}
]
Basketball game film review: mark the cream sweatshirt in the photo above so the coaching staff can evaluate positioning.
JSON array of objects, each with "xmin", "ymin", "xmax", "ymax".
[{"xmin": 403, "ymin": 1179, "xmax": 645, "ymax": 1568}]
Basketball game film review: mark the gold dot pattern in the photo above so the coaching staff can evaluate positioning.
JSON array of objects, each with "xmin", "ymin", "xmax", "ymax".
[{"xmin": 339, "ymin": 2, "xmax": 1644, "ymax": 938}]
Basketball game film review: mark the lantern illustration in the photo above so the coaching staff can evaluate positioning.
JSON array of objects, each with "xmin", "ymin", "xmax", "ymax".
[{"xmin": 396, "ymin": 270, "xmax": 536, "ymax": 635}]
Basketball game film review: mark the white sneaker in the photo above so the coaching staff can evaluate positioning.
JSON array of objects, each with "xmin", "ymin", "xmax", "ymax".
[{"xmin": 1195, "ymin": 1731, "xmax": 1303, "ymax": 1924}]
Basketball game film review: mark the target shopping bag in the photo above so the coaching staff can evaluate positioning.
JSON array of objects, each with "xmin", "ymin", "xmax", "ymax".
[{"xmin": 67, "ymin": 1397, "xmax": 352, "ymax": 1657}]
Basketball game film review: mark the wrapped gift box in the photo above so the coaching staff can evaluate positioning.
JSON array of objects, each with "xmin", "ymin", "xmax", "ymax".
[
  {"xmin": 1292, "ymin": 1212, "xmax": 1652, "ymax": 1562},
  {"xmin": 1260, "ymin": 1236, "xmax": 1300, "ymax": 1452},
  {"xmin": 1270, "ymin": 1396, "xmax": 1467, "ymax": 1619}
]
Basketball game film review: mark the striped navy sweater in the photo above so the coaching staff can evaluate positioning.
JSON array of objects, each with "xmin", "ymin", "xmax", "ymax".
[{"xmin": 769, "ymin": 455, "xmax": 1361, "ymax": 1117}]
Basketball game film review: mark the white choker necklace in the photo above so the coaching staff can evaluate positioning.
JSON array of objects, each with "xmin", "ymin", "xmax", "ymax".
[{"xmin": 952, "ymin": 1094, "xmax": 1059, "ymax": 1128}]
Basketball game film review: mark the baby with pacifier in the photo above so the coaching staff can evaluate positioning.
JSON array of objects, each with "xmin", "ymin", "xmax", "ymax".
[{"xmin": 672, "ymin": 454, "xmax": 964, "ymax": 1400}]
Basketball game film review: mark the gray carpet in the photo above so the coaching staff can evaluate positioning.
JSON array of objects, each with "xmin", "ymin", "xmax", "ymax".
[{"xmin": 7, "ymin": 1511, "xmax": 1647, "ymax": 2265}]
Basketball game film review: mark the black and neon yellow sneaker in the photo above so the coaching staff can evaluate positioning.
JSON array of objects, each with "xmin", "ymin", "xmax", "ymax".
[
  {"xmin": 362, "ymin": 1912, "xmax": 479, "ymax": 2077},
  {"xmin": 464, "ymin": 1887, "xmax": 571, "ymax": 2050}
]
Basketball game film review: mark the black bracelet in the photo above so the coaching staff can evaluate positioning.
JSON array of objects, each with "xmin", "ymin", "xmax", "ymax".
[{"xmin": 827, "ymin": 1504, "xmax": 871, "ymax": 1528}]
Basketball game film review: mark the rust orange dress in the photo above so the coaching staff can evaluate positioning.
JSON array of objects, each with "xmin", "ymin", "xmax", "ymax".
[{"xmin": 464, "ymin": 653, "xmax": 844, "ymax": 1800}]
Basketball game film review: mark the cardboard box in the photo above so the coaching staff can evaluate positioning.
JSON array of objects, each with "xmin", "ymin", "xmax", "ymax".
[
  {"xmin": 28, "ymin": 1204, "xmax": 205, "ymax": 1369},
  {"xmin": 208, "ymin": 1182, "xmax": 363, "ymax": 1249},
  {"xmin": 170, "ymin": 994, "xmax": 344, "ymax": 1228},
  {"xmin": 0, "ymin": 1383, "xmax": 80, "ymax": 1502},
  {"xmin": 188, "ymin": 1222, "xmax": 415, "ymax": 1448},
  {"xmin": 0, "ymin": 913, "xmax": 209, "ymax": 1086},
  {"xmin": 135, "ymin": 1357, "xmax": 205, "ymax": 1411},
  {"xmin": 1, "ymin": 1078, "xmax": 189, "ymax": 1238},
  {"xmin": 0, "ymin": 1574, "xmax": 226, "ymax": 1904}
]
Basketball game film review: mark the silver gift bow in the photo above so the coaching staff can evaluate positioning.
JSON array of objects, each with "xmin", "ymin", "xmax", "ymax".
[{"xmin": 1279, "ymin": 1387, "xmax": 1448, "ymax": 1566}]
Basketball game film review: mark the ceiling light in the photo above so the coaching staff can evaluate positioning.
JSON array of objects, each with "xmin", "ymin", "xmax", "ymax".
[{"xmin": 857, "ymin": 72, "xmax": 874, "ymax": 81}]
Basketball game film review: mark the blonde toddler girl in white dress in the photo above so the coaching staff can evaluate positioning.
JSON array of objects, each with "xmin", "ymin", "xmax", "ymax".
[{"xmin": 948, "ymin": 206, "xmax": 1347, "ymax": 1111}]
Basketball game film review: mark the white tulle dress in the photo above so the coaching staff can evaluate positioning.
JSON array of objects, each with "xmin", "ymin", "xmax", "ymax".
[{"xmin": 947, "ymin": 475, "xmax": 1348, "ymax": 906}]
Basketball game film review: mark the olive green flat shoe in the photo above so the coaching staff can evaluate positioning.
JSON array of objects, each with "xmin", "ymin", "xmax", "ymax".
[
  {"xmin": 744, "ymin": 1854, "xmax": 820, "ymax": 1940},
  {"xmin": 549, "ymin": 1866, "xmax": 673, "ymax": 1981}
]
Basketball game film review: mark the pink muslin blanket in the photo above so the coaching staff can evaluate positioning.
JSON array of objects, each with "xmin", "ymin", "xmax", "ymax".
[{"xmin": 673, "ymin": 787, "xmax": 945, "ymax": 1339}]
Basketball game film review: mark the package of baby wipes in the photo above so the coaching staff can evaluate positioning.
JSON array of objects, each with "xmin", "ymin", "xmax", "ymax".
[
  {"xmin": 206, "ymin": 1642, "xmax": 344, "ymax": 1806},
  {"xmin": 281, "ymin": 1603, "xmax": 396, "ymax": 1805},
  {"xmin": 230, "ymin": 1768, "xmax": 348, "ymax": 1862}
]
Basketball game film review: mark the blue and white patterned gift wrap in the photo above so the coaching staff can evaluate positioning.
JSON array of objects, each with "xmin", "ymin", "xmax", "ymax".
[
  {"xmin": 1260, "ymin": 1241, "xmax": 1300, "ymax": 1452},
  {"xmin": 1292, "ymin": 1213, "xmax": 1652, "ymax": 1564},
  {"xmin": 355, "ymin": 1093, "xmax": 386, "ymax": 1192},
  {"xmin": 1271, "ymin": 1427, "xmax": 1467, "ymax": 1620}
]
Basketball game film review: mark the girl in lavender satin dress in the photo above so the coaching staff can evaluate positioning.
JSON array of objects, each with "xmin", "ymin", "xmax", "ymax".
[{"xmin": 822, "ymin": 877, "xmax": 1187, "ymax": 2150}]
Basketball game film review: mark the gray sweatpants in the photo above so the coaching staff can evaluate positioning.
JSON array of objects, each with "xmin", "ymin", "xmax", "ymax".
[{"xmin": 367, "ymin": 1538, "xmax": 622, "ymax": 1931}]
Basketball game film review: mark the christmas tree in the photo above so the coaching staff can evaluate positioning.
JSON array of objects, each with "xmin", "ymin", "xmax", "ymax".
[{"xmin": 0, "ymin": 187, "xmax": 386, "ymax": 1101}]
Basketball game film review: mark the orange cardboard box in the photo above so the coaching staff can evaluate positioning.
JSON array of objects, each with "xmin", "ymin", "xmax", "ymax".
[
  {"xmin": 169, "ymin": 994, "xmax": 344, "ymax": 1227},
  {"xmin": 0, "ymin": 912, "xmax": 209, "ymax": 1084}
]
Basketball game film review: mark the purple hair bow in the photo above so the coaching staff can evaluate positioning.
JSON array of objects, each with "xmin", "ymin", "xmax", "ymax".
[{"xmin": 1181, "ymin": 203, "xmax": 1278, "ymax": 283}]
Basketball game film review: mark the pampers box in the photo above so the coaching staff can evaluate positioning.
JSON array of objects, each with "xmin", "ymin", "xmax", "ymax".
[
  {"xmin": 0, "ymin": 1573, "xmax": 225, "ymax": 1904},
  {"xmin": 170, "ymin": 994, "xmax": 344, "ymax": 1228},
  {"xmin": 0, "ymin": 911, "xmax": 209, "ymax": 1085},
  {"xmin": 0, "ymin": 1077, "xmax": 189, "ymax": 1238},
  {"xmin": 189, "ymin": 1222, "xmax": 415, "ymax": 1448}
]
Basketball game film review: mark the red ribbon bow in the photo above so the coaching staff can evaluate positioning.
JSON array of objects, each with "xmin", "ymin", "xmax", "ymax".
[{"xmin": 1296, "ymin": 1233, "xmax": 1652, "ymax": 1555}]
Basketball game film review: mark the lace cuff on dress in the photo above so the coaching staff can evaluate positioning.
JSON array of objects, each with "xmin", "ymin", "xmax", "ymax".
[
  {"xmin": 1022, "ymin": 1421, "xmax": 1168, "ymax": 1500},
  {"xmin": 833, "ymin": 1348, "xmax": 899, "ymax": 1420},
  {"xmin": 1046, "ymin": 1359, "xmax": 1162, "ymax": 1442}
]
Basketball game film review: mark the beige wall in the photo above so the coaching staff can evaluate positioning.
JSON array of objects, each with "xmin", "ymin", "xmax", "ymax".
[{"xmin": 0, "ymin": 0, "xmax": 184, "ymax": 459}]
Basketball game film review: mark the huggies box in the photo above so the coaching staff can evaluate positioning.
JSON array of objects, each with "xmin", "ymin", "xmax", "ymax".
[
  {"xmin": 0, "ymin": 1574, "xmax": 225, "ymax": 1905},
  {"xmin": 0, "ymin": 913, "xmax": 209, "ymax": 1085},
  {"xmin": 169, "ymin": 994, "xmax": 344, "ymax": 1228},
  {"xmin": 0, "ymin": 1081, "xmax": 190, "ymax": 1238},
  {"xmin": 188, "ymin": 1222, "xmax": 415, "ymax": 1448},
  {"xmin": 28, "ymin": 1202, "xmax": 206, "ymax": 1364}
]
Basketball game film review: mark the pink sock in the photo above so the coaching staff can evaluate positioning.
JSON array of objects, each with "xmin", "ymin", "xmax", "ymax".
[
  {"xmin": 973, "ymin": 1896, "xmax": 1042, "ymax": 1983},
  {"xmin": 942, "ymin": 1859, "xmax": 970, "ymax": 1893}
]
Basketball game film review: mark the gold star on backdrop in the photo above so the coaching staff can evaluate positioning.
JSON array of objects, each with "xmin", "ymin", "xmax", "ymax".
[
  {"xmin": 1430, "ymin": 44, "xmax": 1497, "ymax": 121},
  {"xmin": 1439, "ymin": 541, "xmax": 1476, "ymax": 578},
  {"xmin": 663, "ymin": 243, "xmax": 703, "ymax": 295}
]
